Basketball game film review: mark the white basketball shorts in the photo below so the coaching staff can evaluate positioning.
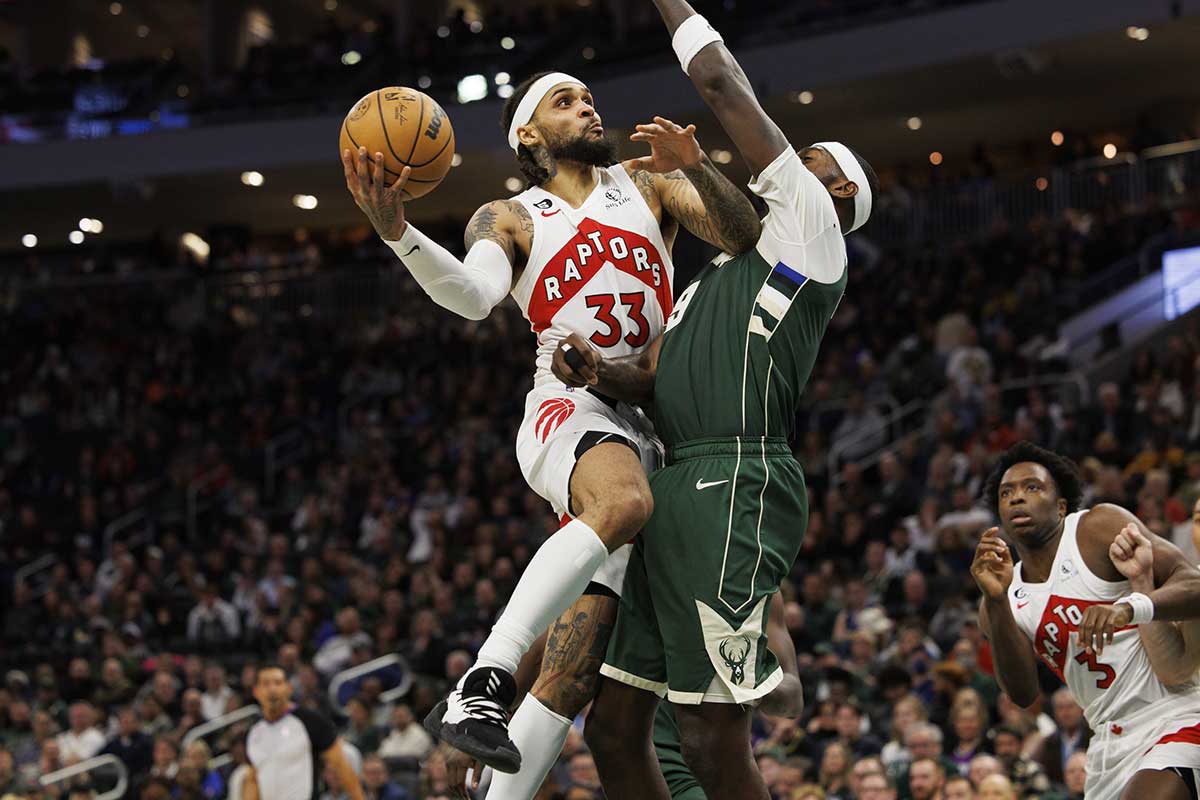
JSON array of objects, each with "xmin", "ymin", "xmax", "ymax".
[{"xmin": 515, "ymin": 383, "xmax": 662, "ymax": 595}]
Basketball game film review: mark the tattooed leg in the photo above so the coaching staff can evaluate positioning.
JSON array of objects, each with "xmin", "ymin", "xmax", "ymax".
[{"xmin": 530, "ymin": 593, "xmax": 618, "ymax": 718}]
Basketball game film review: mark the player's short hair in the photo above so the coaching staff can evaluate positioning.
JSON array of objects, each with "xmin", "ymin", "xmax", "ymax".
[
  {"xmin": 910, "ymin": 756, "xmax": 944, "ymax": 776},
  {"xmin": 254, "ymin": 663, "xmax": 287, "ymax": 682},
  {"xmin": 501, "ymin": 72, "xmax": 555, "ymax": 188},
  {"xmin": 983, "ymin": 440, "xmax": 1084, "ymax": 516}
]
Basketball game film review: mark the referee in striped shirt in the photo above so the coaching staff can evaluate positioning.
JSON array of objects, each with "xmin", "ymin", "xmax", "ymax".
[{"xmin": 244, "ymin": 664, "xmax": 364, "ymax": 800}]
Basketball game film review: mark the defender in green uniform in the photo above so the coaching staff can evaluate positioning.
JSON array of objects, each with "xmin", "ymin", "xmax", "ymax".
[{"xmin": 550, "ymin": 0, "xmax": 878, "ymax": 797}]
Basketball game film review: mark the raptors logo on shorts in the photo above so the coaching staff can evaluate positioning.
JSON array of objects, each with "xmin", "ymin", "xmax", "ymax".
[{"xmin": 535, "ymin": 398, "xmax": 576, "ymax": 443}]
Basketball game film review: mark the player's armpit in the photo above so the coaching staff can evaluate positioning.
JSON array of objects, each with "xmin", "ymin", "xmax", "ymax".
[{"xmin": 651, "ymin": 160, "xmax": 761, "ymax": 255}]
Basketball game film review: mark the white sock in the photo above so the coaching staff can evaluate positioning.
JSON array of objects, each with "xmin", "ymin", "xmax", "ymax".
[
  {"xmin": 471, "ymin": 518, "xmax": 608, "ymax": 677},
  {"xmin": 484, "ymin": 697, "xmax": 572, "ymax": 800}
]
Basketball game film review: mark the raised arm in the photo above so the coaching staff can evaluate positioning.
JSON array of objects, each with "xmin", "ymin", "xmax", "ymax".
[
  {"xmin": 650, "ymin": 0, "xmax": 791, "ymax": 175},
  {"xmin": 623, "ymin": 126, "xmax": 761, "ymax": 254}
]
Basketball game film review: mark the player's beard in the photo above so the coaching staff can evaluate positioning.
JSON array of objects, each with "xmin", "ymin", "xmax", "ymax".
[{"xmin": 547, "ymin": 128, "xmax": 617, "ymax": 167}]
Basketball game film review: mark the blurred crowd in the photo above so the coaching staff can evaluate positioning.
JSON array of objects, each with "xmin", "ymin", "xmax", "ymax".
[
  {"xmin": 2, "ymin": 167, "xmax": 1200, "ymax": 800},
  {"xmin": 0, "ymin": 0, "xmax": 968, "ymax": 138}
]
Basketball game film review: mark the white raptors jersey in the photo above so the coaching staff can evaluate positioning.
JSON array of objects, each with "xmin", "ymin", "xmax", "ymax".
[
  {"xmin": 1010, "ymin": 509, "xmax": 1200, "ymax": 728},
  {"xmin": 509, "ymin": 165, "xmax": 675, "ymax": 385}
]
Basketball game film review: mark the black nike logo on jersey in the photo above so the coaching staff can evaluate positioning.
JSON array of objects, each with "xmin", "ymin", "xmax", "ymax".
[{"xmin": 401, "ymin": 244, "xmax": 420, "ymax": 257}]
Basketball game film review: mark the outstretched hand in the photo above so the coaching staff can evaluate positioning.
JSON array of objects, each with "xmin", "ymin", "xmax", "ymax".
[{"xmin": 626, "ymin": 116, "xmax": 703, "ymax": 173}]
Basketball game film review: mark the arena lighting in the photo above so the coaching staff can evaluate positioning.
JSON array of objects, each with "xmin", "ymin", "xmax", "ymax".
[
  {"xmin": 341, "ymin": 50, "xmax": 361, "ymax": 66},
  {"xmin": 292, "ymin": 194, "xmax": 319, "ymax": 210},
  {"xmin": 137, "ymin": 25, "xmax": 150, "ymax": 38},
  {"xmin": 177, "ymin": 85, "xmax": 189, "ymax": 97},
  {"xmin": 1051, "ymin": 130, "xmax": 1065, "ymax": 146},
  {"xmin": 497, "ymin": 84, "xmax": 514, "ymax": 99},
  {"xmin": 324, "ymin": 0, "xmax": 337, "ymax": 9},
  {"xmin": 181, "ymin": 232, "xmax": 210, "ymax": 262},
  {"xmin": 505, "ymin": 177, "xmax": 523, "ymax": 192},
  {"xmin": 1035, "ymin": 177, "xmax": 1049, "ymax": 191},
  {"xmin": 907, "ymin": 116, "xmax": 923, "ymax": 131},
  {"xmin": 469, "ymin": 20, "xmax": 483, "ymax": 33},
  {"xmin": 457, "ymin": 74, "xmax": 488, "ymax": 104},
  {"xmin": 109, "ymin": 2, "xmax": 122, "ymax": 14},
  {"xmin": 79, "ymin": 217, "xmax": 94, "ymax": 232},
  {"xmin": 69, "ymin": 231, "xmax": 85, "ymax": 245},
  {"xmin": 437, "ymin": 25, "xmax": 450, "ymax": 39},
  {"xmin": 1126, "ymin": 26, "xmax": 1149, "ymax": 41},
  {"xmin": 451, "ymin": 154, "xmax": 463, "ymax": 167},
  {"xmin": 494, "ymin": 72, "xmax": 511, "ymax": 86},
  {"xmin": 21, "ymin": 234, "xmax": 37, "ymax": 248},
  {"xmin": 1103, "ymin": 143, "xmax": 1118, "ymax": 159},
  {"xmin": 581, "ymin": 46, "xmax": 596, "ymax": 60},
  {"xmin": 89, "ymin": 219, "xmax": 104, "ymax": 234},
  {"xmin": 710, "ymin": 149, "xmax": 733, "ymax": 164},
  {"xmin": 417, "ymin": 75, "xmax": 432, "ymax": 89},
  {"xmin": 240, "ymin": 171, "xmax": 264, "ymax": 187},
  {"xmin": 501, "ymin": 37, "xmax": 516, "ymax": 50},
  {"xmin": 929, "ymin": 151, "xmax": 943, "ymax": 166},
  {"xmin": 798, "ymin": 91, "xmax": 814, "ymax": 105}
]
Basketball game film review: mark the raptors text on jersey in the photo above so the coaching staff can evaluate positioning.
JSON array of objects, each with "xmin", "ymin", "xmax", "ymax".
[{"xmin": 508, "ymin": 165, "xmax": 675, "ymax": 385}]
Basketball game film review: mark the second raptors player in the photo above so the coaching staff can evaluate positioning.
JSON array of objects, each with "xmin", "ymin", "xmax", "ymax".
[
  {"xmin": 342, "ymin": 70, "xmax": 761, "ymax": 786},
  {"xmin": 974, "ymin": 441, "xmax": 1200, "ymax": 800}
]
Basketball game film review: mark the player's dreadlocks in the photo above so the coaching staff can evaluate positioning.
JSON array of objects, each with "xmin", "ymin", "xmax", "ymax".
[{"xmin": 982, "ymin": 440, "xmax": 1084, "ymax": 516}]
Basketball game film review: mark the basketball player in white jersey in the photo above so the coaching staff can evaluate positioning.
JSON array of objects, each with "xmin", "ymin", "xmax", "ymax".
[
  {"xmin": 972, "ymin": 441, "xmax": 1200, "ymax": 800},
  {"xmin": 341, "ymin": 76, "xmax": 761, "ymax": 783}
]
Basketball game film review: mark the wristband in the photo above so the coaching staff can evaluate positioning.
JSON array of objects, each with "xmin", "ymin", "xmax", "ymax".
[
  {"xmin": 672, "ymin": 15, "xmax": 724, "ymax": 74},
  {"xmin": 1116, "ymin": 591, "xmax": 1155, "ymax": 624}
]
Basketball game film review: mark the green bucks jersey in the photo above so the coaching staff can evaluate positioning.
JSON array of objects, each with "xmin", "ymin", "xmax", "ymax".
[{"xmin": 653, "ymin": 147, "xmax": 849, "ymax": 445}]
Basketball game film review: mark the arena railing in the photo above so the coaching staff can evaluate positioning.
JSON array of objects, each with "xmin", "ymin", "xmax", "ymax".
[
  {"xmin": 186, "ymin": 466, "xmax": 231, "ymax": 542},
  {"xmin": 264, "ymin": 427, "xmax": 312, "ymax": 499},
  {"xmin": 14, "ymin": 553, "xmax": 58, "ymax": 598},
  {"xmin": 328, "ymin": 653, "xmax": 413, "ymax": 715},
  {"xmin": 871, "ymin": 139, "xmax": 1200, "ymax": 246},
  {"xmin": 39, "ymin": 754, "xmax": 128, "ymax": 800},
  {"xmin": 103, "ymin": 507, "xmax": 153, "ymax": 558},
  {"xmin": 828, "ymin": 369, "xmax": 1091, "ymax": 484},
  {"xmin": 182, "ymin": 704, "xmax": 263, "ymax": 771}
]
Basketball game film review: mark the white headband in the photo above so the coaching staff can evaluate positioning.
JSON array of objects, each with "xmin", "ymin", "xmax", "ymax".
[
  {"xmin": 813, "ymin": 141, "xmax": 873, "ymax": 233},
  {"xmin": 507, "ymin": 72, "xmax": 589, "ymax": 152}
]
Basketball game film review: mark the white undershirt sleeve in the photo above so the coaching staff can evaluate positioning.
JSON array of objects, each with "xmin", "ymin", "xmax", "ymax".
[
  {"xmin": 385, "ymin": 223, "xmax": 513, "ymax": 320},
  {"xmin": 749, "ymin": 147, "xmax": 847, "ymax": 284}
]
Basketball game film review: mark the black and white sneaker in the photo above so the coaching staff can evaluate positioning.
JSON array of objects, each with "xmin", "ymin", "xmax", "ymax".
[{"xmin": 423, "ymin": 666, "xmax": 521, "ymax": 774}]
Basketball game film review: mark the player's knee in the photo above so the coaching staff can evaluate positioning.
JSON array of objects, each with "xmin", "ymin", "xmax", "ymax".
[
  {"xmin": 583, "ymin": 702, "xmax": 627, "ymax": 762},
  {"xmin": 679, "ymin": 721, "xmax": 722, "ymax": 780},
  {"xmin": 595, "ymin": 482, "xmax": 653, "ymax": 544},
  {"xmin": 532, "ymin": 671, "xmax": 598, "ymax": 719}
]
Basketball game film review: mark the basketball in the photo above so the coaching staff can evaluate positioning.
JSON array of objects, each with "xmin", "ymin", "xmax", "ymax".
[{"xmin": 339, "ymin": 87, "xmax": 455, "ymax": 200}]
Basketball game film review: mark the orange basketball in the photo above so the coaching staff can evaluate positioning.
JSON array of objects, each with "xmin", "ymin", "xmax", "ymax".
[{"xmin": 339, "ymin": 87, "xmax": 455, "ymax": 200}]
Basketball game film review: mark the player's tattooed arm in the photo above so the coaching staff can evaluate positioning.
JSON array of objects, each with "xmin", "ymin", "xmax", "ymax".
[
  {"xmin": 658, "ymin": 157, "xmax": 761, "ymax": 254},
  {"xmin": 463, "ymin": 199, "xmax": 530, "ymax": 266},
  {"xmin": 648, "ymin": 0, "xmax": 791, "ymax": 175}
]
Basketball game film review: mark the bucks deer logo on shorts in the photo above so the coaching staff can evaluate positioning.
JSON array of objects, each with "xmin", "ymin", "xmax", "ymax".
[
  {"xmin": 534, "ymin": 398, "xmax": 576, "ymax": 443},
  {"xmin": 720, "ymin": 635, "xmax": 752, "ymax": 685}
]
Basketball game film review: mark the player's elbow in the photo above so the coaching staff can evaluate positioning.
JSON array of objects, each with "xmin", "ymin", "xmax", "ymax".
[{"xmin": 1011, "ymin": 687, "xmax": 1041, "ymax": 710}]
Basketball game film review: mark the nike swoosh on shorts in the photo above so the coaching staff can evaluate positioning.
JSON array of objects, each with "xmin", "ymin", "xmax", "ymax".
[{"xmin": 695, "ymin": 479, "xmax": 729, "ymax": 491}]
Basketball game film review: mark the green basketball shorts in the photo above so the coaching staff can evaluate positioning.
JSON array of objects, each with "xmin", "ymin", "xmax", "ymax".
[{"xmin": 600, "ymin": 436, "xmax": 807, "ymax": 704}]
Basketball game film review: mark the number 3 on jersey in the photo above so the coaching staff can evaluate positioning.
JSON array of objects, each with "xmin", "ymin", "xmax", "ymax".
[{"xmin": 586, "ymin": 292, "xmax": 649, "ymax": 348}]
